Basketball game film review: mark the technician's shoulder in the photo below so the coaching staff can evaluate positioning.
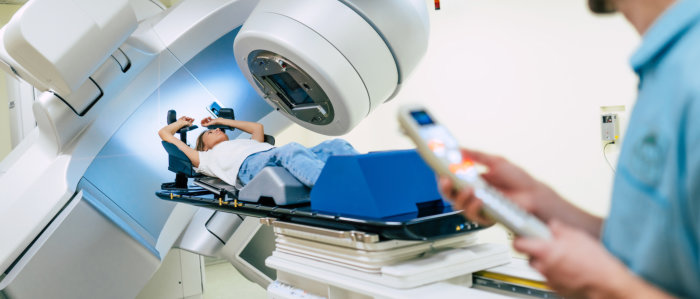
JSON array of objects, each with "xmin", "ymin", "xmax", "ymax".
[
  {"xmin": 665, "ymin": 22, "xmax": 700, "ymax": 96},
  {"xmin": 666, "ymin": 22, "xmax": 700, "ymax": 147}
]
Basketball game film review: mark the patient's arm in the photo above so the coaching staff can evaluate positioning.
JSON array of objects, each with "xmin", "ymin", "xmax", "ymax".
[
  {"xmin": 201, "ymin": 117, "xmax": 265, "ymax": 143},
  {"xmin": 158, "ymin": 116, "xmax": 201, "ymax": 167}
]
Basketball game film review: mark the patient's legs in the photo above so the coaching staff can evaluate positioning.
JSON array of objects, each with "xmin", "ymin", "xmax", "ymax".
[
  {"xmin": 238, "ymin": 142, "xmax": 324, "ymax": 187},
  {"xmin": 238, "ymin": 139, "xmax": 358, "ymax": 188},
  {"xmin": 273, "ymin": 139, "xmax": 357, "ymax": 186},
  {"xmin": 272, "ymin": 142, "xmax": 325, "ymax": 187},
  {"xmin": 309, "ymin": 139, "xmax": 358, "ymax": 162}
]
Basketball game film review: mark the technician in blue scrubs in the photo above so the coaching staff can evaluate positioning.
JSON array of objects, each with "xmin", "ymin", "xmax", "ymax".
[{"xmin": 440, "ymin": 0, "xmax": 699, "ymax": 297}]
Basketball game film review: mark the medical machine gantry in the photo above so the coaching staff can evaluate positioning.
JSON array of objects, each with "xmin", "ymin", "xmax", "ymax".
[{"xmin": 0, "ymin": 0, "xmax": 433, "ymax": 298}]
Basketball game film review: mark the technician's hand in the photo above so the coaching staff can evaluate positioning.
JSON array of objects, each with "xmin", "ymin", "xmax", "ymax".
[
  {"xmin": 177, "ymin": 116, "xmax": 194, "ymax": 127},
  {"xmin": 514, "ymin": 220, "xmax": 631, "ymax": 299},
  {"xmin": 438, "ymin": 148, "xmax": 545, "ymax": 226},
  {"xmin": 200, "ymin": 116, "xmax": 220, "ymax": 127}
]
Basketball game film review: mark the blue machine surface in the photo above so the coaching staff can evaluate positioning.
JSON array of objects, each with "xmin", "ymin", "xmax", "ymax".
[
  {"xmin": 310, "ymin": 150, "xmax": 450, "ymax": 219},
  {"xmin": 82, "ymin": 27, "xmax": 272, "ymax": 253}
]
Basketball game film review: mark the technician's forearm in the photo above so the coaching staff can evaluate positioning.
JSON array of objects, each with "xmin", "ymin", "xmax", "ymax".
[
  {"xmin": 533, "ymin": 185, "xmax": 603, "ymax": 238},
  {"xmin": 604, "ymin": 269, "xmax": 675, "ymax": 299},
  {"xmin": 627, "ymin": 280, "xmax": 676, "ymax": 299}
]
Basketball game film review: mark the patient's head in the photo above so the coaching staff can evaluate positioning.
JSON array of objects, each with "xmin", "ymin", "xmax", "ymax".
[{"xmin": 196, "ymin": 128, "xmax": 228, "ymax": 151}]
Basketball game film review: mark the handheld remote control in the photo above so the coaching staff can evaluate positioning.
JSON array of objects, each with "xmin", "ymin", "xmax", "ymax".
[{"xmin": 398, "ymin": 105, "xmax": 552, "ymax": 240}]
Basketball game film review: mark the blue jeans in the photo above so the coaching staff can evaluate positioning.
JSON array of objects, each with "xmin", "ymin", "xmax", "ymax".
[{"xmin": 238, "ymin": 139, "xmax": 358, "ymax": 187}]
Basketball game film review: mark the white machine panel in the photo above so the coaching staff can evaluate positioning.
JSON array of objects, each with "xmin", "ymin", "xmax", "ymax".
[
  {"xmin": 0, "ymin": 0, "xmax": 435, "ymax": 298},
  {"xmin": 2, "ymin": 0, "xmax": 137, "ymax": 96}
]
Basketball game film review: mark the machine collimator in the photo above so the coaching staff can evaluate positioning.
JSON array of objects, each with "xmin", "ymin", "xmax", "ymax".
[{"xmin": 234, "ymin": 0, "xmax": 430, "ymax": 135}]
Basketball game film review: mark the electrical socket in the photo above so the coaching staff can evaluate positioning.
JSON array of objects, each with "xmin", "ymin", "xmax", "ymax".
[
  {"xmin": 601, "ymin": 113, "xmax": 619, "ymax": 142},
  {"xmin": 600, "ymin": 105, "xmax": 625, "ymax": 143}
]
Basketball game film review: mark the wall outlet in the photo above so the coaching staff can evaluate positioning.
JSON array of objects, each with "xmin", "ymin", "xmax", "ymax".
[{"xmin": 601, "ymin": 113, "xmax": 619, "ymax": 142}]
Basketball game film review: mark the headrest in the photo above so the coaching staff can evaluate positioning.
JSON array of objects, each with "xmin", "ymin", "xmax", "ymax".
[{"xmin": 162, "ymin": 141, "xmax": 197, "ymax": 177}]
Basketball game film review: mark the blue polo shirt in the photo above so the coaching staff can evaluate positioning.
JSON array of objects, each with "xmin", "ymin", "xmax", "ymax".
[{"xmin": 601, "ymin": 0, "xmax": 700, "ymax": 297}]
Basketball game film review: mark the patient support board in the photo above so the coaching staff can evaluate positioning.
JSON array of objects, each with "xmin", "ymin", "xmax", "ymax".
[
  {"xmin": 157, "ymin": 192, "xmax": 481, "ymax": 241},
  {"xmin": 156, "ymin": 150, "xmax": 484, "ymax": 241}
]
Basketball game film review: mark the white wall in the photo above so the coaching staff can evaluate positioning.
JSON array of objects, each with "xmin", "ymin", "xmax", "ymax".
[
  {"xmin": 276, "ymin": 0, "xmax": 640, "ymax": 224},
  {"xmin": 0, "ymin": 4, "xmax": 22, "ymax": 162}
]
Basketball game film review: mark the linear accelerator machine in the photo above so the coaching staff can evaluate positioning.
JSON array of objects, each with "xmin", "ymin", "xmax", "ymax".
[{"xmin": 0, "ymin": 0, "xmax": 545, "ymax": 298}]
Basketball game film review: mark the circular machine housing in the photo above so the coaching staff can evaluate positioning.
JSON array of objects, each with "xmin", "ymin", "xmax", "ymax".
[{"xmin": 234, "ymin": 0, "xmax": 429, "ymax": 135}]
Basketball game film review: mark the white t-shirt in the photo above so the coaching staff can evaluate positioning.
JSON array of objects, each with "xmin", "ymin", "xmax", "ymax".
[{"xmin": 195, "ymin": 139, "xmax": 274, "ymax": 187}]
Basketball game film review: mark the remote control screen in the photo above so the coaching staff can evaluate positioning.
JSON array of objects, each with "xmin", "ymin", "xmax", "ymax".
[{"xmin": 410, "ymin": 110, "xmax": 434, "ymax": 125}]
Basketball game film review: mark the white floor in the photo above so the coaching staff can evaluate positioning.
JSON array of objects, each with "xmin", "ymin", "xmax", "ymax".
[{"xmin": 204, "ymin": 260, "xmax": 267, "ymax": 299}]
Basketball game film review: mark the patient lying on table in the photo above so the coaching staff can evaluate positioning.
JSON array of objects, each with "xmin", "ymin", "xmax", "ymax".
[{"xmin": 158, "ymin": 116, "xmax": 358, "ymax": 188}]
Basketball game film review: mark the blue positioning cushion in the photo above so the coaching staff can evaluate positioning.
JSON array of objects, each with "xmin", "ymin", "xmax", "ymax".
[{"xmin": 310, "ymin": 150, "xmax": 447, "ymax": 219}]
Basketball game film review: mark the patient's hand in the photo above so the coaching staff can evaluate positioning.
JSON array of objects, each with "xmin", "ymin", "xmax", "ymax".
[
  {"xmin": 201, "ymin": 116, "xmax": 220, "ymax": 127},
  {"xmin": 178, "ymin": 116, "xmax": 194, "ymax": 127}
]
